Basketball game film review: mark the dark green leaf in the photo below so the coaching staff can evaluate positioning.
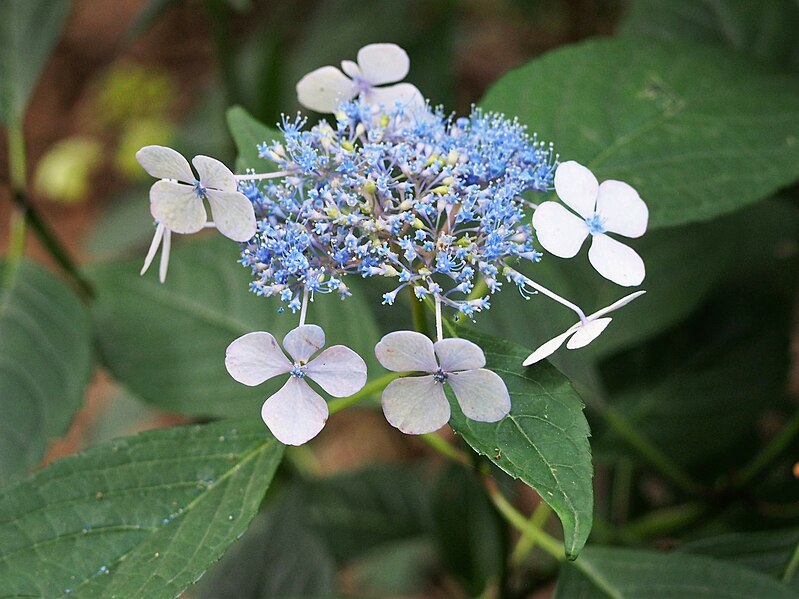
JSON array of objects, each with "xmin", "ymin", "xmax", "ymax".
[
  {"xmin": 300, "ymin": 464, "xmax": 432, "ymax": 562},
  {"xmin": 0, "ymin": 419, "xmax": 284, "ymax": 598},
  {"xmin": 0, "ymin": 259, "xmax": 92, "ymax": 484},
  {"xmin": 554, "ymin": 546, "xmax": 797, "ymax": 598},
  {"xmin": 448, "ymin": 329, "xmax": 593, "ymax": 559},
  {"xmin": 0, "ymin": 0, "xmax": 72, "ymax": 123},
  {"xmin": 349, "ymin": 538, "xmax": 436, "ymax": 597},
  {"xmin": 431, "ymin": 464, "xmax": 505, "ymax": 596},
  {"xmin": 619, "ymin": 0, "xmax": 799, "ymax": 73},
  {"xmin": 195, "ymin": 498, "xmax": 336, "ymax": 598},
  {"xmin": 89, "ymin": 235, "xmax": 381, "ymax": 418},
  {"xmin": 481, "ymin": 37, "xmax": 799, "ymax": 228},
  {"xmin": 680, "ymin": 528, "xmax": 799, "ymax": 590},
  {"xmin": 226, "ymin": 105, "xmax": 282, "ymax": 172}
]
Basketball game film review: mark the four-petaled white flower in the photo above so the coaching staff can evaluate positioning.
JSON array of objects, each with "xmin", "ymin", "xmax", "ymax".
[
  {"xmin": 533, "ymin": 161, "xmax": 648, "ymax": 287},
  {"xmin": 136, "ymin": 145, "xmax": 257, "ymax": 282},
  {"xmin": 225, "ymin": 325, "xmax": 367, "ymax": 445},
  {"xmin": 296, "ymin": 43, "xmax": 424, "ymax": 114},
  {"xmin": 375, "ymin": 331, "xmax": 511, "ymax": 435},
  {"xmin": 523, "ymin": 291, "xmax": 646, "ymax": 365}
]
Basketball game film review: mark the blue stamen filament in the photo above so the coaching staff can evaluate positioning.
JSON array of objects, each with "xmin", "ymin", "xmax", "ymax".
[
  {"xmin": 585, "ymin": 213, "xmax": 606, "ymax": 235},
  {"xmin": 433, "ymin": 369, "xmax": 448, "ymax": 384},
  {"xmin": 193, "ymin": 179, "xmax": 207, "ymax": 199},
  {"xmin": 290, "ymin": 364, "xmax": 307, "ymax": 379}
]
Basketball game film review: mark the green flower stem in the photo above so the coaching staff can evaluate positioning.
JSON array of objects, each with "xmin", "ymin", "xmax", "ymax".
[
  {"xmin": 510, "ymin": 501, "xmax": 553, "ymax": 565},
  {"xmin": 622, "ymin": 501, "xmax": 706, "ymax": 540},
  {"xmin": 466, "ymin": 275, "xmax": 489, "ymax": 301},
  {"xmin": 782, "ymin": 539, "xmax": 799, "ymax": 585},
  {"xmin": 328, "ymin": 372, "xmax": 400, "ymax": 415},
  {"xmin": 420, "ymin": 432, "xmax": 471, "ymax": 465},
  {"xmin": 483, "ymin": 475, "xmax": 565, "ymax": 561},
  {"xmin": 4, "ymin": 120, "xmax": 28, "ymax": 290},
  {"xmin": 735, "ymin": 408, "xmax": 799, "ymax": 488},
  {"xmin": 410, "ymin": 286, "xmax": 430, "ymax": 336}
]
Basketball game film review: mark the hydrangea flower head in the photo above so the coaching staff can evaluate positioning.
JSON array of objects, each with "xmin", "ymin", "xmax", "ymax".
[
  {"xmin": 225, "ymin": 324, "xmax": 367, "ymax": 445},
  {"xmin": 533, "ymin": 161, "xmax": 648, "ymax": 287},
  {"xmin": 296, "ymin": 43, "xmax": 423, "ymax": 114},
  {"xmin": 375, "ymin": 331, "xmax": 510, "ymax": 434},
  {"xmin": 136, "ymin": 145, "xmax": 257, "ymax": 281},
  {"xmin": 523, "ymin": 290, "xmax": 646, "ymax": 365}
]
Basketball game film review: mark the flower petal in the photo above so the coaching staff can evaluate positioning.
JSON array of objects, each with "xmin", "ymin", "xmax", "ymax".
[
  {"xmin": 206, "ymin": 189, "xmax": 256, "ymax": 242},
  {"xmin": 381, "ymin": 375, "xmax": 450, "ymax": 434},
  {"xmin": 596, "ymin": 180, "xmax": 648, "ymax": 238},
  {"xmin": 553, "ymin": 160, "xmax": 598, "ymax": 218},
  {"xmin": 375, "ymin": 331, "xmax": 438, "ymax": 373},
  {"xmin": 589, "ymin": 290, "xmax": 647, "ymax": 320},
  {"xmin": 225, "ymin": 331, "xmax": 292, "ymax": 386},
  {"xmin": 434, "ymin": 338, "xmax": 485, "ymax": 372},
  {"xmin": 283, "ymin": 324, "xmax": 325, "ymax": 364},
  {"xmin": 588, "ymin": 234, "xmax": 646, "ymax": 286},
  {"xmin": 566, "ymin": 317, "xmax": 612, "ymax": 350},
  {"xmin": 363, "ymin": 82, "xmax": 424, "ymax": 111},
  {"xmin": 261, "ymin": 377, "xmax": 328, "ymax": 446},
  {"xmin": 296, "ymin": 66, "xmax": 356, "ymax": 113},
  {"xmin": 149, "ymin": 180, "xmax": 206, "ymax": 234},
  {"xmin": 447, "ymin": 368, "xmax": 511, "ymax": 422},
  {"xmin": 136, "ymin": 145, "xmax": 194, "ymax": 183},
  {"xmin": 340, "ymin": 59, "xmax": 360, "ymax": 79},
  {"xmin": 521, "ymin": 327, "xmax": 576, "ymax": 366},
  {"xmin": 532, "ymin": 201, "xmax": 589, "ymax": 258},
  {"xmin": 193, "ymin": 155, "xmax": 237, "ymax": 192},
  {"xmin": 356, "ymin": 43, "xmax": 409, "ymax": 85},
  {"xmin": 306, "ymin": 345, "xmax": 367, "ymax": 397}
]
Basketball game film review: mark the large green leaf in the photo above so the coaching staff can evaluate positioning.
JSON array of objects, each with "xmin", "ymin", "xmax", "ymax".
[
  {"xmin": 0, "ymin": 419, "xmax": 284, "ymax": 598},
  {"xmin": 554, "ymin": 546, "xmax": 797, "ymax": 598},
  {"xmin": 226, "ymin": 105, "xmax": 282, "ymax": 172},
  {"xmin": 680, "ymin": 528, "xmax": 799, "ymax": 590},
  {"xmin": 0, "ymin": 0, "xmax": 72, "ymax": 123},
  {"xmin": 0, "ymin": 259, "xmax": 92, "ymax": 484},
  {"xmin": 89, "ymin": 235, "xmax": 381, "ymax": 417},
  {"xmin": 194, "ymin": 498, "xmax": 337, "ymax": 598},
  {"xmin": 480, "ymin": 37, "xmax": 799, "ymax": 228},
  {"xmin": 448, "ymin": 329, "xmax": 592, "ymax": 559},
  {"xmin": 619, "ymin": 0, "xmax": 799, "ymax": 73}
]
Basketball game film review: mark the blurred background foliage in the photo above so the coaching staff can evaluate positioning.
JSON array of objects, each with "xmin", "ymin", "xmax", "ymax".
[{"xmin": 1, "ymin": 0, "xmax": 799, "ymax": 597}]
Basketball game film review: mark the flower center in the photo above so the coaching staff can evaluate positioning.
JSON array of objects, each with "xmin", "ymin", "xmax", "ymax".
[
  {"xmin": 193, "ymin": 179, "xmax": 207, "ymax": 199},
  {"xmin": 290, "ymin": 364, "xmax": 307, "ymax": 379},
  {"xmin": 433, "ymin": 369, "xmax": 448, "ymax": 383},
  {"xmin": 585, "ymin": 213, "xmax": 606, "ymax": 235}
]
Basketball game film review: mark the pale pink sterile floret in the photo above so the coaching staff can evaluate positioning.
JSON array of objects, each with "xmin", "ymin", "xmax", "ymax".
[
  {"xmin": 533, "ymin": 160, "xmax": 648, "ymax": 287},
  {"xmin": 225, "ymin": 324, "xmax": 367, "ymax": 446},
  {"xmin": 296, "ymin": 43, "xmax": 424, "ymax": 114},
  {"xmin": 522, "ymin": 291, "xmax": 646, "ymax": 366},
  {"xmin": 375, "ymin": 331, "xmax": 511, "ymax": 435}
]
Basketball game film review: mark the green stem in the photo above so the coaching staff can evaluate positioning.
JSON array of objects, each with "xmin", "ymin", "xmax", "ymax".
[
  {"xmin": 467, "ymin": 275, "xmax": 489, "ymax": 301},
  {"xmin": 782, "ymin": 539, "xmax": 799, "ymax": 585},
  {"xmin": 735, "ymin": 408, "xmax": 799, "ymax": 487},
  {"xmin": 410, "ymin": 286, "xmax": 429, "ymax": 336},
  {"xmin": 328, "ymin": 372, "xmax": 400, "ymax": 415},
  {"xmin": 420, "ymin": 432, "xmax": 471, "ymax": 465},
  {"xmin": 510, "ymin": 502, "xmax": 553, "ymax": 565},
  {"xmin": 623, "ymin": 502, "xmax": 706, "ymax": 540}
]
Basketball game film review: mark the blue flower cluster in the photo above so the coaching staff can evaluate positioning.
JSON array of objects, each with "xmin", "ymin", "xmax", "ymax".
[{"xmin": 239, "ymin": 100, "xmax": 557, "ymax": 317}]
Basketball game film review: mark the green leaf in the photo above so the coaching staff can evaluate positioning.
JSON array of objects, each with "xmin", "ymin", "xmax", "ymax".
[
  {"xmin": 0, "ymin": 259, "xmax": 92, "ymax": 484},
  {"xmin": 0, "ymin": 0, "xmax": 72, "ymax": 123},
  {"xmin": 619, "ymin": 0, "xmax": 799, "ymax": 73},
  {"xmin": 448, "ymin": 329, "xmax": 593, "ymax": 559},
  {"xmin": 0, "ymin": 419, "xmax": 283, "ymax": 598},
  {"xmin": 431, "ymin": 464, "xmax": 505, "ymax": 596},
  {"xmin": 554, "ymin": 546, "xmax": 797, "ymax": 598},
  {"xmin": 299, "ymin": 465, "xmax": 433, "ymax": 563},
  {"xmin": 680, "ymin": 528, "xmax": 799, "ymax": 590},
  {"xmin": 89, "ymin": 235, "xmax": 381, "ymax": 418},
  {"xmin": 226, "ymin": 105, "xmax": 282, "ymax": 172},
  {"xmin": 194, "ymin": 498, "xmax": 337, "ymax": 598},
  {"xmin": 480, "ymin": 37, "xmax": 799, "ymax": 228}
]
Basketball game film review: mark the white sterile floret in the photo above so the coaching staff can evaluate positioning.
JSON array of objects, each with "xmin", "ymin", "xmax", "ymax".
[
  {"xmin": 523, "ymin": 291, "xmax": 646, "ymax": 365},
  {"xmin": 532, "ymin": 160, "xmax": 648, "ymax": 287},
  {"xmin": 136, "ymin": 145, "xmax": 257, "ymax": 282},
  {"xmin": 296, "ymin": 43, "xmax": 424, "ymax": 114},
  {"xmin": 375, "ymin": 331, "xmax": 510, "ymax": 435},
  {"xmin": 225, "ymin": 324, "xmax": 367, "ymax": 445}
]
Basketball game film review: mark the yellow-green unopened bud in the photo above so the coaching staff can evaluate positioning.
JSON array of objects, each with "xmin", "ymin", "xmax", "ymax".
[
  {"xmin": 341, "ymin": 140, "xmax": 354, "ymax": 152},
  {"xmin": 432, "ymin": 185, "xmax": 449, "ymax": 195},
  {"xmin": 363, "ymin": 179, "xmax": 376, "ymax": 194},
  {"xmin": 412, "ymin": 218, "xmax": 425, "ymax": 229},
  {"xmin": 380, "ymin": 115, "xmax": 390, "ymax": 127},
  {"xmin": 383, "ymin": 265, "xmax": 398, "ymax": 277},
  {"xmin": 447, "ymin": 149, "xmax": 459, "ymax": 166}
]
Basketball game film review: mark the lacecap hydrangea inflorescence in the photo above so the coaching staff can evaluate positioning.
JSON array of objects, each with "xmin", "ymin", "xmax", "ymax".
[{"xmin": 135, "ymin": 43, "xmax": 649, "ymax": 445}]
